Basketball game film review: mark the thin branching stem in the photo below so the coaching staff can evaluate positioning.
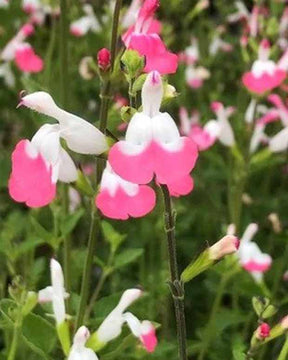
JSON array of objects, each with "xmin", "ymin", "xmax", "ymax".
[
  {"xmin": 160, "ymin": 184, "xmax": 187, "ymax": 360},
  {"xmin": 75, "ymin": 0, "xmax": 122, "ymax": 330}
]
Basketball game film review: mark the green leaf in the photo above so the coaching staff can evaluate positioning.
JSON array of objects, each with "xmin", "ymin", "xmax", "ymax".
[
  {"xmin": 132, "ymin": 74, "xmax": 147, "ymax": 93},
  {"xmin": 22, "ymin": 313, "xmax": 57, "ymax": 358},
  {"xmin": 250, "ymin": 149, "xmax": 272, "ymax": 167},
  {"xmin": 252, "ymin": 297, "xmax": 270, "ymax": 317},
  {"xmin": 30, "ymin": 217, "xmax": 57, "ymax": 248},
  {"xmin": 75, "ymin": 171, "xmax": 94, "ymax": 196},
  {"xmin": 232, "ymin": 336, "xmax": 246, "ymax": 360},
  {"xmin": 262, "ymin": 304, "xmax": 278, "ymax": 319},
  {"xmin": 181, "ymin": 250, "xmax": 211, "ymax": 283},
  {"xmin": 101, "ymin": 222, "xmax": 126, "ymax": 253},
  {"xmin": 101, "ymin": 334, "xmax": 136, "ymax": 360},
  {"xmin": 60, "ymin": 209, "xmax": 84, "ymax": 237},
  {"xmin": 13, "ymin": 238, "xmax": 45, "ymax": 260},
  {"xmin": 233, "ymin": 348, "xmax": 246, "ymax": 360},
  {"xmin": 114, "ymin": 248, "xmax": 144, "ymax": 269},
  {"xmin": 56, "ymin": 321, "xmax": 71, "ymax": 356}
]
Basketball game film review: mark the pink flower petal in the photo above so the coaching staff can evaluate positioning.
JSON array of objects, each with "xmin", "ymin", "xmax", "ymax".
[
  {"xmin": 166, "ymin": 175, "xmax": 194, "ymax": 197},
  {"xmin": 242, "ymin": 70, "xmax": 286, "ymax": 94},
  {"xmin": 242, "ymin": 260, "xmax": 271, "ymax": 272},
  {"xmin": 189, "ymin": 125, "xmax": 216, "ymax": 151},
  {"xmin": 95, "ymin": 185, "xmax": 156, "ymax": 220},
  {"xmin": 108, "ymin": 142, "xmax": 155, "ymax": 184},
  {"xmin": 9, "ymin": 140, "xmax": 56, "ymax": 207},
  {"xmin": 154, "ymin": 138, "xmax": 198, "ymax": 184},
  {"xmin": 140, "ymin": 328, "xmax": 158, "ymax": 353},
  {"xmin": 15, "ymin": 45, "xmax": 44, "ymax": 73},
  {"xmin": 128, "ymin": 33, "xmax": 178, "ymax": 74},
  {"xmin": 109, "ymin": 138, "xmax": 198, "ymax": 185}
]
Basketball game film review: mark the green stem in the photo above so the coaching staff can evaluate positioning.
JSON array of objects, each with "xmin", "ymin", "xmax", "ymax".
[
  {"xmin": 75, "ymin": 0, "xmax": 123, "ymax": 329},
  {"xmin": 85, "ymin": 271, "xmax": 107, "ymax": 320},
  {"xmin": 278, "ymin": 335, "xmax": 288, "ymax": 360},
  {"xmin": 60, "ymin": 0, "xmax": 69, "ymax": 108},
  {"xmin": 44, "ymin": 15, "xmax": 57, "ymax": 88},
  {"xmin": 128, "ymin": 78, "xmax": 135, "ymax": 108},
  {"xmin": 110, "ymin": 0, "xmax": 123, "ymax": 72},
  {"xmin": 7, "ymin": 309, "xmax": 21, "ymax": 360},
  {"xmin": 160, "ymin": 185, "xmax": 187, "ymax": 360},
  {"xmin": 198, "ymin": 274, "xmax": 230, "ymax": 360},
  {"xmin": 7, "ymin": 325, "xmax": 20, "ymax": 360},
  {"xmin": 75, "ymin": 205, "xmax": 99, "ymax": 329},
  {"xmin": 59, "ymin": 0, "xmax": 71, "ymax": 308}
]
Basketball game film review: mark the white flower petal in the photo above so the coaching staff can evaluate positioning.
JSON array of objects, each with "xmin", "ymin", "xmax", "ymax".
[
  {"xmin": 57, "ymin": 148, "xmax": 78, "ymax": 183},
  {"xmin": 269, "ymin": 127, "xmax": 288, "ymax": 152},
  {"xmin": 142, "ymin": 71, "xmax": 163, "ymax": 118}
]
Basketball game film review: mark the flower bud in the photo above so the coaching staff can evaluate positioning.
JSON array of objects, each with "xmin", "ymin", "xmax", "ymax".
[
  {"xmin": 209, "ymin": 235, "xmax": 239, "ymax": 260},
  {"xmin": 97, "ymin": 48, "xmax": 111, "ymax": 72},
  {"xmin": 79, "ymin": 57, "xmax": 97, "ymax": 80},
  {"xmin": 120, "ymin": 49, "xmax": 145, "ymax": 79},
  {"xmin": 195, "ymin": 0, "xmax": 209, "ymax": 11},
  {"xmin": 268, "ymin": 213, "xmax": 282, "ymax": 234},
  {"xmin": 281, "ymin": 315, "xmax": 288, "ymax": 329},
  {"xmin": 256, "ymin": 323, "xmax": 270, "ymax": 340}
]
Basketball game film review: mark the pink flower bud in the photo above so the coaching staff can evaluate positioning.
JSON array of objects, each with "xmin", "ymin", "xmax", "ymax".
[
  {"xmin": 209, "ymin": 235, "xmax": 239, "ymax": 261},
  {"xmin": 260, "ymin": 39, "xmax": 270, "ymax": 50},
  {"xmin": 256, "ymin": 323, "xmax": 270, "ymax": 339},
  {"xmin": 20, "ymin": 23, "xmax": 34, "ymax": 37},
  {"xmin": 281, "ymin": 315, "xmax": 288, "ymax": 329},
  {"xmin": 210, "ymin": 101, "xmax": 223, "ymax": 113},
  {"xmin": 97, "ymin": 48, "xmax": 111, "ymax": 71},
  {"xmin": 240, "ymin": 35, "xmax": 248, "ymax": 47}
]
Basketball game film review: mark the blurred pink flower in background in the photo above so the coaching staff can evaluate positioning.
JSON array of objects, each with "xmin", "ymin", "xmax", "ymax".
[
  {"xmin": 70, "ymin": 4, "xmax": 100, "ymax": 37},
  {"xmin": 179, "ymin": 107, "xmax": 219, "ymax": 151},
  {"xmin": 122, "ymin": 0, "xmax": 178, "ymax": 74},
  {"xmin": 242, "ymin": 39, "xmax": 286, "ymax": 95}
]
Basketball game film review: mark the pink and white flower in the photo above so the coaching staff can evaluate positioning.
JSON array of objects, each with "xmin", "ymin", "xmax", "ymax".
[
  {"xmin": 210, "ymin": 101, "xmax": 235, "ymax": 147},
  {"xmin": 93, "ymin": 288, "xmax": 157, "ymax": 353},
  {"xmin": 22, "ymin": 0, "xmax": 41, "ymax": 14},
  {"xmin": 9, "ymin": 92, "xmax": 107, "ymax": 208},
  {"xmin": 38, "ymin": 259, "xmax": 69, "ymax": 325},
  {"xmin": 263, "ymin": 94, "xmax": 288, "ymax": 153},
  {"xmin": 69, "ymin": 327, "xmax": 98, "ymax": 360},
  {"xmin": 122, "ymin": 0, "xmax": 143, "ymax": 29},
  {"xmin": 242, "ymin": 39, "xmax": 286, "ymax": 95},
  {"xmin": 0, "ymin": 63, "xmax": 15, "ymax": 88},
  {"xmin": 96, "ymin": 162, "xmax": 156, "ymax": 220},
  {"xmin": 1, "ymin": 23, "xmax": 44, "ymax": 74},
  {"xmin": 278, "ymin": 7, "xmax": 288, "ymax": 49},
  {"xmin": 245, "ymin": 100, "xmax": 277, "ymax": 153},
  {"xmin": 1, "ymin": 23, "xmax": 34, "ymax": 62},
  {"xmin": 179, "ymin": 107, "xmax": 219, "ymax": 151},
  {"xmin": 70, "ymin": 5, "xmax": 100, "ymax": 37},
  {"xmin": 181, "ymin": 37, "xmax": 200, "ymax": 65},
  {"xmin": 227, "ymin": 2, "xmax": 259, "ymax": 38},
  {"xmin": 122, "ymin": 0, "xmax": 178, "ymax": 74},
  {"xmin": 236, "ymin": 223, "xmax": 272, "ymax": 282},
  {"xmin": 108, "ymin": 71, "xmax": 198, "ymax": 185},
  {"xmin": 22, "ymin": 0, "xmax": 57, "ymax": 25},
  {"xmin": 209, "ymin": 29, "xmax": 233, "ymax": 56},
  {"xmin": 0, "ymin": 0, "xmax": 8, "ymax": 8},
  {"xmin": 185, "ymin": 65, "xmax": 210, "ymax": 89},
  {"xmin": 15, "ymin": 43, "xmax": 44, "ymax": 73},
  {"xmin": 209, "ymin": 235, "xmax": 239, "ymax": 260}
]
